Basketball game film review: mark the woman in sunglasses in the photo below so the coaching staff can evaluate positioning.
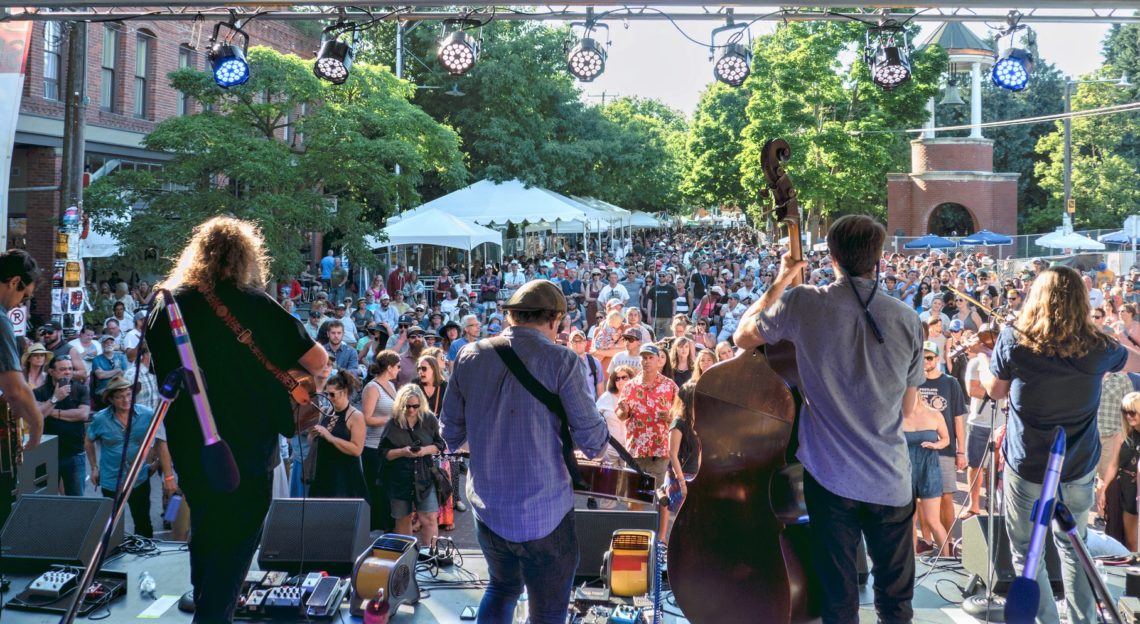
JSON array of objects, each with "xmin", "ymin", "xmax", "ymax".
[
  {"xmin": 380, "ymin": 384, "xmax": 446, "ymax": 545},
  {"xmin": 597, "ymin": 365, "xmax": 637, "ymax": 465},
  {"xmin": 308, "ymin": 370, "xmax": 367, "ymax": 500}
]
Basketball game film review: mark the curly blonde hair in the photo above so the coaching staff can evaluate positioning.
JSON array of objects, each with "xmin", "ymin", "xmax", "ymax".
[
  {"xmin": 161, "ymin": 216, "xmax": 269, "ymax": 291},
  {"xmin": 1015, "ymin": 266, "xmax": 1110, "ymax": 359}
]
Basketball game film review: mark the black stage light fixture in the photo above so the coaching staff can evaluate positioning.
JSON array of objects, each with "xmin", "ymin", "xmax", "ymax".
[
  {"xmin": 207, "ymin": 20, "xmax": 251, "ymax": 88},
  {"xmin": 863, "ymin": 22, "xmax": 911, "ymax": 91},
  {"xmin": 437, "ymin": 30, "xmax": 478, "ymax": 76},
  {"xmin": 714, "ymin": 42, "xmax": 751, "ymax": 87},
  {"xmin": 709, "ymin": 11, "xmax": 751, "ymax": 88},
  {"xmin": 567, "ymin": 37, "xmax": 607, "ymax": 82},
  {"xmin": 314, "ymin": 26, "xmax": 355, "ymax": 85}
]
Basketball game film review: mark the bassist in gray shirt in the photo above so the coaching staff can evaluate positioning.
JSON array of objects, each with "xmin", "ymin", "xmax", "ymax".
[{"xmin": 735, "ymin": 215, "xmax": 925, "ymax": 624}]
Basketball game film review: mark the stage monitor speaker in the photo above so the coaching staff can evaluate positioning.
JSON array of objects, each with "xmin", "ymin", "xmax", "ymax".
[
  {"xmin": 258, "ymin": 498, "xmax": 370, "ymax": 577},
  {"xmin": 0, "ymin": 494, "xmax": 124, "ymax": 572},
  {"xmin": 574, "ymin": 509, "xmax": 657, "ymax": 579},
  {"xmin": 961, "ymin": 514, "xmax": 1064, "ymax": 596}
]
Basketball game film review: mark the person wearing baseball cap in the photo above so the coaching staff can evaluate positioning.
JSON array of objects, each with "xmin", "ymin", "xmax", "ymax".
[
  {"xmin": 613, "ymin": 339, "xmax": 678, "ymax": 489},
  {"xmin": 919, "ymin": 338, "xmax": 968, "ymax": 547},
  {"xmin": 441, "ymin": 279, "xmax": 607, "ymax": 615}
]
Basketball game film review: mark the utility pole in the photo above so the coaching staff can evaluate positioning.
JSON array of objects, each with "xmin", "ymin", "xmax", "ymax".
[
  {"xmin": 59, "ymin": 21, "xmax": 87, "ymax": 223},
  {"xmin": 587, "ymin": 91, "xmax": 618, "ymax": 106}
]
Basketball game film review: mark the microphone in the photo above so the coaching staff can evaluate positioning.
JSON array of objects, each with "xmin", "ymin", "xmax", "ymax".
[
  {"xmin": 1005, "ymin": 426, "xmax": 1066, "ymax": 624},
  {"xmin": 159, "ymin": 289, "xmax": 241, "ymax": 493}
]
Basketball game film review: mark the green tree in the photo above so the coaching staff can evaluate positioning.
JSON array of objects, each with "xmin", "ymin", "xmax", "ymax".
[
  {"xmin": 738, "ymin": 21, "xmax": 945, "ymax": 235},
  {"xmin": 84, "ymin": 47, "xmax": 466, "ymax": 278},
  {"xmin": 596, "ymin": 96, "xmax": 688, "ymax": 212},
  {"xmin": 1032, "ymin": 67, "xmax": 1140, "ymax": 230},
  {"xmin": 681, "ymin": 82, "xmax": 751, "ymax": 209}
]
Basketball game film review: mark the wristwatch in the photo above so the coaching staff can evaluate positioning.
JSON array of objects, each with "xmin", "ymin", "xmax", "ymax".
[{"xmin": 49, "ymin": 396, "xmax": 58, "ymax": 405}]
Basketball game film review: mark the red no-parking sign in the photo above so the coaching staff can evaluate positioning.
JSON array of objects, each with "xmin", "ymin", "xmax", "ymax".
[{"xmin": 7, "ymin": 305, "xmax": 26, "ymax": 337}]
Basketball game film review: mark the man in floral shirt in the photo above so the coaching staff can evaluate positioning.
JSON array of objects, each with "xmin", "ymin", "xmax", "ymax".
[{"xmin": 616, "ymin": 343, "xmax": 678, "ymax": 487}]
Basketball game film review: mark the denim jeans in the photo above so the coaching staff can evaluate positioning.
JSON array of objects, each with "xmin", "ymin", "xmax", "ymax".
[
  {"xmin": 288, "ymin": 458, "xmax": 309, "ymax": 498},
  {"xmin": 803, "ymin": 470, "xmax": 915, "ymax": 624},
  {"xmin": 59, "ymin": 453, "xmax": 87, "ymax": 496},
  {"xmin": 475, "ymin": 510, "xmax": 578, "ymax": 624},
  {"xmin": 1004, "ymin": 467, "xmax": 1097, "ymax": 624}
]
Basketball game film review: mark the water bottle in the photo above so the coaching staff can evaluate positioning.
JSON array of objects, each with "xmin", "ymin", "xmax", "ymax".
[
  {"xmin": 513, "ymin": 590, "xmax": 528, "ymax": 623},
  {"xmin": 139, "ymin": 571, "xmax": 157, "ymax": 599},
  {"xmin": 363, "ymin": 588, "xmax": 389, "ymax": 624}
]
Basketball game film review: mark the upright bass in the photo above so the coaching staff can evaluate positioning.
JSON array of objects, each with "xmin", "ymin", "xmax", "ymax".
[{"xmin": 668, "ymin": 138, "xmax": 819, "ymax": 624}]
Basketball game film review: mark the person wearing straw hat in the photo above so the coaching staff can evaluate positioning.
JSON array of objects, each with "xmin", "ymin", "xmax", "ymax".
[
  {"xmin": 20, "ymin": 342, "xmax": 52, "ymax": 391},
  {"xmin": 85, "ymin": 376, "xmax": 173, "ymax": 538},
  {"xmin": 0, "ymin": 249, "xmax": 45, "ymax": 527}
]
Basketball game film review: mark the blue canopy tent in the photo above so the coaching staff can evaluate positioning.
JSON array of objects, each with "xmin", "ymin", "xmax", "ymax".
[
  {"xmin": 1099, "ymin": 230, "xmax": 1136, "ymax": 245},
  {"xmin": 961, "ymin": 230, "xmax": 1013, "ymax": 246},
  {"xmin": 904, "ymin": 234, "xmax": 959, "ymax": 250}
]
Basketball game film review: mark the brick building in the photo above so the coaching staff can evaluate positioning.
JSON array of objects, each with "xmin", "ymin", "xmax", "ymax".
[
  {"xmin": 7, "ymin": 18, "xmax": 320, "ymax": 318},
  {"xmin": 886, "ymin": 22, "xmax": 1019, "ymax": 248}
]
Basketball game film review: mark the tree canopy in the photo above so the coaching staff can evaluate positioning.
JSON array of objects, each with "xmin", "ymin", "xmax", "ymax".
[{"xmin": 85, "ymin": 46, "xmax": 466, "ymax": 278}]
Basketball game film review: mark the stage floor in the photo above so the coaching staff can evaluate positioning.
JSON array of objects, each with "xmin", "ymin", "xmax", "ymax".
[{"xmin": 2, "ymin": 476, "xmax": 1133, "ymax": 622}]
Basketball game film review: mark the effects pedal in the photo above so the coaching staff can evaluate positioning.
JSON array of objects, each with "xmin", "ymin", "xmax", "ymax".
[
  {"xmin": 301, "ymin": 572, "xmax": 326, "ymax": 591},
  {"xmin": 305, "ymin": 577, "xmax": 350, "ymax": 617},
  {"xmin": 84, "ymin": 582, "xmax": 108, "ymax": 601},
  {"xmin": 262, "ymin": 571, "xmax": 289, "ymax": 587},
  {"xmin": 608, "ymin": 604, "xmax": 641, "ymax": 624},
  {"xmin": 245, "ymin": 589, "xmax": 269, "ymax": 610},
  {"xmin": 581, "ymin": 605, "xmax": 612, "ymax": 624},
  {"xmin": 264, "ymin": 585, "xmax": 305, "ymax": 609},
  {"xmin": 1120, "ymin": 596, "xmax": 1140, "ymax": 624},
  {"xmin": 244, "ymin": 570, "xmax": 268, "ymax": 585},
  {"xmin": 28, "ymin": 568, "xmax": 79, "ymax": 598}
]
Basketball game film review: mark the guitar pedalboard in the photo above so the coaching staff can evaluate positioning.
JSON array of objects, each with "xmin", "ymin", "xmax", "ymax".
[
  {"xmin": 28, "ymin": 567, "xmax": 78, "ymax": 599},
  {"xmin": 233, "ymin": 571, "xmax": 348, "ymax": 620}
]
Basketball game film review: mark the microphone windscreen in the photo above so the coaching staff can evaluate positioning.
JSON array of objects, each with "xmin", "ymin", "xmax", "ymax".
[
  {"xmin": 1004, "ymin": 576, "xmax": 1041, "ymax": 624},
  {"xmin": 202, "ymin": 440, "xmax": 241, "ymax": 493}
]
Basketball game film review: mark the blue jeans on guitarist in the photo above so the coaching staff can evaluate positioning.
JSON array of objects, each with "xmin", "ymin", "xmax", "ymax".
[
  {"xmin": 475, "ymin": 510, "xmax": 578, "ymax": 624},
  {"xmin": 803, "ymin": 470, "xmax": 915, "ymax": 624}
]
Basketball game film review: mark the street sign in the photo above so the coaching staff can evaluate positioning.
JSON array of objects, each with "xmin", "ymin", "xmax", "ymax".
[
  {"xmin": 1066, "ymin": 198, "xmax": 1076, "ymax": 214},
  {"xmin": 7, "ymin": 305, "xmax": 26, "ymax": 338}
]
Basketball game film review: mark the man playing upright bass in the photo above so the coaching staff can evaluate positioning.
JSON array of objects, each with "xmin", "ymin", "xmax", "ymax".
[{"xmin": 734, "ymin": 215, "xmax": 926, "ymax": 624}]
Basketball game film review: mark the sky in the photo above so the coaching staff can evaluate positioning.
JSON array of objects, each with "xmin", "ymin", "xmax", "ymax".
[{"xmin": 568, "ymin": 10, "xmax": 1116, "ymax": 116}]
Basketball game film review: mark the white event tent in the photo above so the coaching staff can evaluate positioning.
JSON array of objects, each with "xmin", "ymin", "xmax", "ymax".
[
  {"xmin": 630, "ymin": 211, "xmax": 663, "ymax": 229},
  {"xmin": 399, "ymin": 179, "xmax": 591, "ymax": 226},
  {"xmin": 365, "ymin": 208, "xmax": 502, "ymax": 251}
]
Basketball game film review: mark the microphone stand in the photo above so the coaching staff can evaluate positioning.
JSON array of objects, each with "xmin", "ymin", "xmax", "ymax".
[
  {"xmin": 962, "ymin": 394, "xmax": 1006, "ymax": 622},
  {"xmin": 1053, "ymin": 501, "xmax": 1123, "ymax": 624},
  {"xmin": 58, "ymin": 369, "xmax": 184, "ymax": 624}
]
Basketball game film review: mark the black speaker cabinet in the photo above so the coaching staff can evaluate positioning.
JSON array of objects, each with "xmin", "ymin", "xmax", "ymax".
[
  {"xmin": 961, "ymin": 514, "xmax": 1064, "ymax": 596},
  {"xmin": 574, "ymin": 509, "xmax": 658, "ymax": 579},
  {"xmin": 0, "ymin": 494, "xmax": 124, "ymax": 571},
  {"xmin": 258, "ymin": 498, "xmax": 370, "ymax": 577}
]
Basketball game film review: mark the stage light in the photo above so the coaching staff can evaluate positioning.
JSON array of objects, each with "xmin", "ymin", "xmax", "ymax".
[
  {"xmin": 315, "ymin": 37, "xmax": 354, "ymax": 84},
  {"xmin": 207, "ymin": 21, "xmax": 251, "ymax": 89},
  {"xmin": 567, "ymin": 37, "xmax": 606, "ymax": 82},
  {"xmin": 863, "ymin": 22, "xmax": 911, "ymax": 91},
  {"xmin": 992, "ymin": 48, "xmax": 1033, "ymax": 91},
  {"xmin": 437, "ymin": 31, "xmax": 478, "ymax": 76},
  {"xmin": 713, "ymin": 43, "xmax": 751, "ymax": 87}
]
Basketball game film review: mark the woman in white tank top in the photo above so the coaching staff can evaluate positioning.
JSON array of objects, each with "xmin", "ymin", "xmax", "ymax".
[{"xmin": 360, "ymin": 350, "xmax": 401, "ymax": 531}]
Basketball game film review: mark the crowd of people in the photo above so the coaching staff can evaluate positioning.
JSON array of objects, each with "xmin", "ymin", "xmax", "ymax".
[{"xmin": 15, "ymin": 220, "xmax": 1140, "ymax": 623}]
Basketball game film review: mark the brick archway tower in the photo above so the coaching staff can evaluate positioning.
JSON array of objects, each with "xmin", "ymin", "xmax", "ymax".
[{"xmin": 886, "ymin": 22, "xmax": 1019, "ymax": 241}]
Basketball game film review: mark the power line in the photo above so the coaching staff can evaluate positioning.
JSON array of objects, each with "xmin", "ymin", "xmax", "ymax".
[{"xmin": 850, "ymin": 100, "xmax": 1140, "ymax": 136}]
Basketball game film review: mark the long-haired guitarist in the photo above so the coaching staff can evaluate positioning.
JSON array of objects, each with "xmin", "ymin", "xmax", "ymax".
[
  {"xmin": 733, "ymin": 215, "xmax": 926, "ymax": 624},
  {"xmin": 0, "ymin": 249, "xmax": 44, "ymax": 526},
  {"xmin": 147, "ymin": 217, "xmax": 327, "ymax": 623}
]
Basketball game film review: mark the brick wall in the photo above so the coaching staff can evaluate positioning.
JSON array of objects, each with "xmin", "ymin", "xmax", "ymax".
[
  {"xmin": 17, "ymin": 19, "xmax": 321, "ymax": 321},
  {"xmin": 21, "ymin": 20, "xmax": 320, "ymax": 130},
  {"xmin": 887, "ymin": 138, "xmax": 1020, "ymax": 252},
  {"xmin": 911, "ymin": 138, "xmax": 994, "ymax": 174}
]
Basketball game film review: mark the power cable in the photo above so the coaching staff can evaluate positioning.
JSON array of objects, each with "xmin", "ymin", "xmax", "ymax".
[{"xmin": 851, "ymin": 100, "xmax": 1140, "ymax": 136}]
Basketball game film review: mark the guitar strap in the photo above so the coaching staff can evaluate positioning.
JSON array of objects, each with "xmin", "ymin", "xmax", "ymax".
[
  {"xmin": 483, "ymin": 337, "xmax": 648, "ymax": 484},
  {"xmin": 196, "ymin": 285, "xmax": 301, "ymax": 397}
]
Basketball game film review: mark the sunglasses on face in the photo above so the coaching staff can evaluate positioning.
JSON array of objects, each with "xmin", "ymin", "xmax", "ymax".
[
  {"xmin": 417, "ymin": 366, "xmax": 430, "ymax": 371},
  {"xmin": 405, "ymin": 403, "xmax": 421, "ymax": 410}
]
